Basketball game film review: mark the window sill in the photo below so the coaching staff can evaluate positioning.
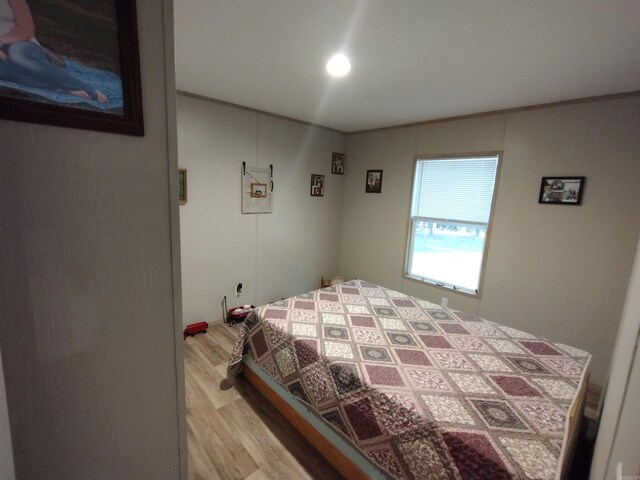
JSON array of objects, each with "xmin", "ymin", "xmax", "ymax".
[{"xmin": 403, "ymin": 274, "xmax": 481, "ymax": 299}]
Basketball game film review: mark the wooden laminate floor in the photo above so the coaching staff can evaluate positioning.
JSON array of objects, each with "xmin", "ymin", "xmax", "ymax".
[{"xmin": 184, "ymin": 323, "xmax": 342, "ymax": 480}]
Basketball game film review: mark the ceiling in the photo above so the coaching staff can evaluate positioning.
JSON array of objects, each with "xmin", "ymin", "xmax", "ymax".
[{"xmin": 174, "ymin": 0, "xmax": 640, "ymax": 133}]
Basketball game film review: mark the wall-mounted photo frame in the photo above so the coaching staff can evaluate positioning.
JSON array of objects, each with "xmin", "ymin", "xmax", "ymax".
[
  {"xmin": 310, "ymin": 174, "xmax": 324, "ymax": 197},
  {"xmin": 178, "ymin": 168, "xmax": 187, "ymax": 205},
  {"xmin": 366, "ymin": 169, "xmax": 383, "ymax": 193},
  {"xmin": 0, "ymin": 0, "xmax": 144, "ymax": 136},
  {"xmin": 331, "ymin": 152, "xmax": 345, "ymax": 175},
  {"xmin": 538, "ymin": 176, "xmax": 585, "ymax": 205},
  {"xmin": 242, "ymin": 163, "xmax": 273, "ymax": 214},
  {"xmin": 250, "ymin": 182, "xmax": 267, "ymax": 198}
]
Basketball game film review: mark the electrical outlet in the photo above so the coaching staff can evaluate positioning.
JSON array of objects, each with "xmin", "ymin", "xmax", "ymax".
[
  {"xmin": 441, "ymin": 297, "xmax": 448, "ymax": 309},
  {"xmin": 236, "ymin": 283, "xmax": 242, "ymax": 297}
]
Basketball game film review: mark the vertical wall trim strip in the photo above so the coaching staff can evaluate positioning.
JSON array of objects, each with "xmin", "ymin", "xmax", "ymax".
[{"xmin": 161, "ymin": 0, "xmax": 187, "ymax": 477}]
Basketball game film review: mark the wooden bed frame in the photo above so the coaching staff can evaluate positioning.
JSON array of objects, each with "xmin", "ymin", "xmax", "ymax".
[
  {"xmin": 243, "ymin": 362, "xmax": 589, "ymax": 480},
  {"xmin": 243, "ymin": 364, "xmax": 369, "ymax": 479},
  {"xmin": 559, "ymin": 373, "xmax": 589, "ymax": 479}
]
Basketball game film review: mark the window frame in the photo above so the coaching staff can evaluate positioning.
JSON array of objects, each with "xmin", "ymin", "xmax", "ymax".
[{"xmin": 403, "ymin": 152, "xmax": 502, "ymax": 298}]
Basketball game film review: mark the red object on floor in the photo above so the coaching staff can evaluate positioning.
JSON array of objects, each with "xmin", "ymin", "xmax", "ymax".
[
  {"xmin": 226, "ymin": 305, "xmax": 255, "ymax": 327},
  {"xmin": 225, "ymin": 305, "xmax": 256, "ymax": 327},
  {"xmin": 184, "ymin": 321, "xmax": 208, "ymax": 339},
  {"xmin": 221, "ymin": 295, "xmax": 255, "ymax": 327}
]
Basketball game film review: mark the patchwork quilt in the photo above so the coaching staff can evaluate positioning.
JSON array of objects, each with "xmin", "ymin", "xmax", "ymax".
[{"xmin": 228, "ymin": 280, "xmax": 591, "ymax": 479}]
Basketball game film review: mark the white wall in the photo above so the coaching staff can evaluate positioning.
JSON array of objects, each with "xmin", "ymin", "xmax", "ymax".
[
  {"xmin": 178, "ymin": 95, "xmax": 346, "ymax": 325},
  {"xmin": 0, "ymin": 346, "xmax": 15, "ymax": 480},
  {"xmin": 605, "ymin": 345, "xmax": 640, "ymax": 478},
  {"xmin": 0, "ymin": 0, "xmax": 185, "ymax": 478},
  {"xmin": 590, "ymin": 236, "xmax": 640, "ymax": 479},
  {"xmin": 340, "ymin": 97, "xmax": 640, "ymax": 385}
]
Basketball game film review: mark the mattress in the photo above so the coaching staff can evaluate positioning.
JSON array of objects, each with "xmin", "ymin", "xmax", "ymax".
[{"xmin": 228, "ymin": 279, "xmax": 591, "ymax": 479}]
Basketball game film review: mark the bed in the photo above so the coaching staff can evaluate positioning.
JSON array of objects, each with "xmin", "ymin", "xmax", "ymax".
[{"xmin": 228, "ymin": 279, "xmax": 590, "ymax": 479}]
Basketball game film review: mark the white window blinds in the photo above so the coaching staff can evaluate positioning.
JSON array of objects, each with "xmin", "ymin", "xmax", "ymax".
[{"xmin": 411, "ymin": 156, "xmax": 499, "ymax": 224}]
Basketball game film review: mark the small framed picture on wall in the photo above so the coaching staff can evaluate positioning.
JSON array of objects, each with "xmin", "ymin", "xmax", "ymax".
[
  {"xmin": 331, "ymin": 152, "xmax": 345, "ymax": 175},
  {"xmin": 538, "ymin": 176, "xmax": 585, "ymax": 205},
  {"xmin": 250, "ymin": 183, "xmax": 267, "ymax": 198},
  {"xmin": 310, "ymin": 174, "xmax": 325, "ymax": 197},
  {"xmin": 178, "ymin": 168, "xmax": 187, "ymax": 205},
  {"xmin": 366, "ymin": 170, "xmax": 383, "ymax": 193}
]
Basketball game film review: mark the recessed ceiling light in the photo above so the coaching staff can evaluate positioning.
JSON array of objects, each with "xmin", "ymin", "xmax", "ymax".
[{"xmin": 326, "ymin": 54, "xmax": 351, "ymax": 77}]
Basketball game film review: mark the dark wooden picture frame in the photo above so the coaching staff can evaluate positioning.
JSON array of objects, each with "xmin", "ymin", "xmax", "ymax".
[
  {"xmin": 331, "ymin": 152, "xmax": 345, "ymax": 175},
  {"xmin": 310, "ymin": 174, "xmax": 324, "ymax": 197},
  {"xmin": 538, "ymin": 176, "xmax": 585, "ymax": 205},
  {"xmin": 366, "ymin": 169, "xmax": 383, "ymax": 193},
  {"xmin": 178, "ymin": 168, "xmax": 187, "ymax": 205},
  {"xmin": 0, "ymin": 0, "xmax": 144, "ymax": 136}
]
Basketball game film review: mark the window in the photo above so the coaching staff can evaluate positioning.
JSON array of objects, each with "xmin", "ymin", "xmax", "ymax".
[{"xmin": 405, "ymin": 154, "xmax": 500, "ymax": 295}]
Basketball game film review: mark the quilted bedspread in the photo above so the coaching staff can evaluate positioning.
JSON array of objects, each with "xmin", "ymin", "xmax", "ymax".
[{"xmin": 228, "ymin": 280, "xmax": 591, "ymax": 480}]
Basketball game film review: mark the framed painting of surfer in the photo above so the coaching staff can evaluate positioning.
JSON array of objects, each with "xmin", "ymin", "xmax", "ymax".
[{"xmin": 0, "ymin": 0, "xmax": 143, "ymax": 136}]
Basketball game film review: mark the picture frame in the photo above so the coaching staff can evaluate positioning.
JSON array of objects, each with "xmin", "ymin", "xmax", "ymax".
[
  {"xmin": 331, "ymin": 152, "xmax": 345, "ymax": 175},
  {"xmin": 242, "ymin": 164, "xmax": 273, "ymax": 214},
  {"xmin": 0, "ymin": 0, "xmax": 144, "ymax": 136},
  {"xmin": 178, "ymin": 168, "xmax": 187, "ymax": 205},
  {"xmin": 250, "ymin": 182, "xmax": 267, "ymax": 198},
  {"xmin": 310, "ymin": 174, "xmax": 324, "ymax": 197},
  {"xmin": 538, "ymin": 176, "xmax": 585, "ymax": 205},
  {"xmin": 366, "ymin": 169, "xmax": 383, "ymax": 193}
]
